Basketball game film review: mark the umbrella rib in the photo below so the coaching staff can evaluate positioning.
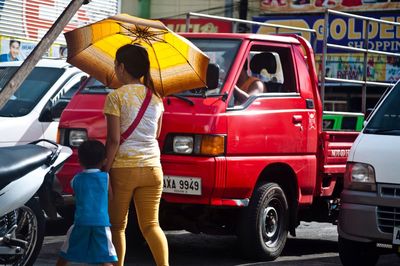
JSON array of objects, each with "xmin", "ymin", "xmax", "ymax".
[
  {"xmin": 119, "ymin": 23, "xmax": 167, "ymax": 45},
  {"xmin": 148, "ymin": 44, "xmax": 164, "ymax": 95},
  {"xmin": 164, "ymin": 42, "xmax": 208, "ymax": 85}
]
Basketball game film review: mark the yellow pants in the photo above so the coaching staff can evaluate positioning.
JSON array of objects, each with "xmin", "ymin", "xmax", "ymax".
[{"xmin": 109, "ymin": 167, "xmax": 169, "ymax": 266}]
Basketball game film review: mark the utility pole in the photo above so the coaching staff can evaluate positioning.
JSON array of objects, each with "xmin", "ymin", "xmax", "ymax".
[
  {"xmin": 238, "ymin": 0, "xmax": 248, "ymax": 33},
  {"xmin": 139, "ymin": 0, "xmax": 151, "ymax": 18},
  {"xmin": 0, "ymin": 0, "xmax": 91, "ymax": 109},
  {"xmin": 224, "ymin": 0, "xmax": 233, "ymax": 18}
]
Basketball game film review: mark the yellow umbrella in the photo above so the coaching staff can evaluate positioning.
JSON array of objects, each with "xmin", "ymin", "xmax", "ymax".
[{"xmin": 64, "ymin": 14, "xmax": 209, "ymax": 96}]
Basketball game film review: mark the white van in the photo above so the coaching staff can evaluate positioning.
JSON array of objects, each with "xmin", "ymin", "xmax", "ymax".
[
  {"xmin": 0, "ymin": 59, "xmax": 87, "ymax": 146},
  {"xmin": 338, "ymin": 79, "xmax": 400, "ymax": 265}
]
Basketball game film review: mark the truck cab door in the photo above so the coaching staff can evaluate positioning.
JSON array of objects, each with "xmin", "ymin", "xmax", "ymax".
[{"xmin": 225, "ymin": 43, "xmax": 318, "ymax": 192}]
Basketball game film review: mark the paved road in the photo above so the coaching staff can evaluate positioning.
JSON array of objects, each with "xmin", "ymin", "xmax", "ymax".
[{"xmin": 36, "ymin": 222, "xmax": 398, "ymax": 265}]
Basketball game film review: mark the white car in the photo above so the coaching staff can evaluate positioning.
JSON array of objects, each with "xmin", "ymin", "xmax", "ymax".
[
  {"xmin": 0, "ymin": 59, "xmax": 87, "ymax": 146},
  {"xmin": 338, "ymin": 79, "xmax": 400, "ymax": 265}
]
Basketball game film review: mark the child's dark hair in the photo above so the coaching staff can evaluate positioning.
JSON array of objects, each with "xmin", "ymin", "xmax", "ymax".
[
  {"xmin": 115, "ymin": 44, "xmax": 159, "ymax": 97},
  {"xmin": 78, "ymin": 140, "xmax": 106, "ymax": 168}
]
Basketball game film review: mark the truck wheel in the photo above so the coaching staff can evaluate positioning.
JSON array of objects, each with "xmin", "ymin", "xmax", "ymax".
[
  {"xmin": 338, "ymin": 236, "xmax": 379, "ymax": 266},
  {"xmin": 238, "ymin": 182, "xmax": 289, "ymax": 260}
]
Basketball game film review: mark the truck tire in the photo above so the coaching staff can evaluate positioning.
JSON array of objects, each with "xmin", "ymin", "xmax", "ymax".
[
  {"xmin": 238, "ymin": 182, "xmax": 289, "ymax": 260},
  {"xmin": 338, "ymin": 236, "xmax": 379, "ymax": 266}
]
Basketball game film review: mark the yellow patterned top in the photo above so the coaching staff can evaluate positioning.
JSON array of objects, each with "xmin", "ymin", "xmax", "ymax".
[{"xmin": 103, "ymin": 84, "xmax": 164, "ymax": 168}]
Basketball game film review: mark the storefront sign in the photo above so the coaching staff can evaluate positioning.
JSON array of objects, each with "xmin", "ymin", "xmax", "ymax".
[
  {"xmin": 160, "ymin": 18, "xmax": 232, "ymax": 33},
  {"xmin": 253, "ymin": 12, "xmax": 400, "ymax": 53},
  {"xmin": 253, "ymin": 12, "xmax": 400, "ymax": 82},
  {"xmin": 260, "ymin": 0, "xmax": 400, "ymax": 13}
]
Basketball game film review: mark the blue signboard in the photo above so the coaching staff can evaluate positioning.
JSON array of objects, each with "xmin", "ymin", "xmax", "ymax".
[
  {"xmin": 253, "ymin": 12, "xmax": 400, "ymax": 83},
  {"xmin": 253, "ymin": 12, "xmax": 400, "ymax": 54}
]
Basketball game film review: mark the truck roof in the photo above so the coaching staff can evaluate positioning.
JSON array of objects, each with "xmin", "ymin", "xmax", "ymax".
[{"xmin": 180, "ymin": 32, "xmax": 301, "ymax": 45}]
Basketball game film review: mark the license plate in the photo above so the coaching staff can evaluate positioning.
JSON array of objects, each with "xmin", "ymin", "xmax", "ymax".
[
  {"xmin": 393, "ymin": 226, "xmax": 400, "ymax": 245},
  {"xmin": 163, "ymin": 175, "xmax": 202, "ymax": 195}
]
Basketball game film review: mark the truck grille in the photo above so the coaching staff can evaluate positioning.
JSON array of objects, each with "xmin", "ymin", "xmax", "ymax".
[
  {"xmin": 381, "ymin": 186, "xmax": 400, "ymax": 198},
  {"xmin": 377, "ymin": 206, "xmax": 400, "ymax": 233}
]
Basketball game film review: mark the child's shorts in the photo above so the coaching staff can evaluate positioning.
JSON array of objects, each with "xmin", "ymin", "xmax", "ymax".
[{"xmin": 59, "ymin": 224, "xmax": 118, "ymax": 264}]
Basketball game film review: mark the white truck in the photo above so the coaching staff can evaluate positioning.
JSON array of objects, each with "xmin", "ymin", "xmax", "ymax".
[
  {"xmin": 338, "ymin": 79, "xmax": 400, "ymax": 265},
  {"xmin": 0, "ymin": 59, "xmax": 86, "ymax": 146}
]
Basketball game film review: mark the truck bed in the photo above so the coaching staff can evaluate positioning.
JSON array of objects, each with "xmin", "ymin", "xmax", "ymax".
[{"xmin": 321, "ymin": 131, "xmax": 359, "ymax": 174}]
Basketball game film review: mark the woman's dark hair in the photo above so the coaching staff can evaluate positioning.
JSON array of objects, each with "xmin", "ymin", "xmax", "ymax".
[
  {"xmin": 115, "ymin": 44, "xmax": 159, "ymax": 97},
  {"xmin": 78, "ymin": 139, "xmax": 106, "ymax": 168}
]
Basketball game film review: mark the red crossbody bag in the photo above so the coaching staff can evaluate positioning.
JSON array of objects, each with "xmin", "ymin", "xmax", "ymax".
[{"xmin": 120, "ymin": 88, "xmax": 153, "ymax": 144}]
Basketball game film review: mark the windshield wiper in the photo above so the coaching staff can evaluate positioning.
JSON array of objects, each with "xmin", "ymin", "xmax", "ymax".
[
  {"xmin": 85, "ymin": 85, "xmax": 110, "ymax": 90},
  {"xmin": 168, "ymin": 94, "xmax": 194, "ymax": 106},
  {"xmin": 81, "ymin": 85, "xmax": 112, "ymax": 94}
]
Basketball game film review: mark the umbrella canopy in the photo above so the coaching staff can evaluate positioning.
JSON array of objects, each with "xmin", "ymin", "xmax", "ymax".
[{"xmin": 64, "ymin": 14, "xmax": 209, "ymax": 96}]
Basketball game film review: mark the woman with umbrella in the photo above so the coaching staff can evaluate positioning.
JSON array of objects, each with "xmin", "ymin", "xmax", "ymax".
[
  {"xmin": 64, "ymin": 15, "xmax": 209, "ymax": 265},
  {"xmin": 103, "ymin": 44, "xmax": 169, "ymax": 266}
]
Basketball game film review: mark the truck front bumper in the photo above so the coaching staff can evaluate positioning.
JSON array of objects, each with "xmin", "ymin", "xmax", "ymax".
[{"xmin": 338, "ymin": 186, "xmax": 400, "ymax": 244}]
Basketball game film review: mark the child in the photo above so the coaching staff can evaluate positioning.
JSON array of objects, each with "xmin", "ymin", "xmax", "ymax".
[{"xmin": 56, "ymin": 140, "xmax": 117, "ymax": 266}]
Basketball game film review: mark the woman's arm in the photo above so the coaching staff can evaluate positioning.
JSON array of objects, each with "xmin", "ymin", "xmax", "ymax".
[
  {"xmin": 104, "ymin": 114, "xmax": 120, "ymax": 172},
  {"xmin": 233, "ymin": 85, "xmax": 250, "ymax": 105},
  {"xmin": 248, "ymin": 80, "xmax": 265, "ymax": 94},
  {"xmin": 156, "ymin": 112, "xmax": 163, "ymax": 139}
]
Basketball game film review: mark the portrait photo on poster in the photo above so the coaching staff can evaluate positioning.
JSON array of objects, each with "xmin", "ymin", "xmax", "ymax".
[{"xmin": 0, "ymin": 39, "xmax": 21, "ymax": 62}]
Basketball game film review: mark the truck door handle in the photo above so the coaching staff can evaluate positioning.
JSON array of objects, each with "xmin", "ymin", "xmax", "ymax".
[
  {"xmin": 292, "ymin": 115, "xmax": 303, "ymax": 131},
  {"xmin": 292, "ymin": 115, "xmax": 303, "ymax": 124}
]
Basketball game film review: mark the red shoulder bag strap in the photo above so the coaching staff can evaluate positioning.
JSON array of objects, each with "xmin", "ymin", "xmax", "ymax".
[{"xmin": 120, "ymin": 88, "xmax": 153, "ymax": 144}]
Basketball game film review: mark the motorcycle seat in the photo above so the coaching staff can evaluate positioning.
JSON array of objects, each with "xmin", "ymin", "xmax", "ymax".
[{"xmin": 0, "ymin": 144, "xmax": 52, "ymax": 191}]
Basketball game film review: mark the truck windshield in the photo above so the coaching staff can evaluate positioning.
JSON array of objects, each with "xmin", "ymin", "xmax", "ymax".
[
  {"xmin": 364, "ymin": 81, "xmax": 400, "ymax": 136},
  {"xmin": 0, "ymin": 67, "xmax": 64, "ymax": 117},
  {"xmin": 74, "ymin": 39, "xmax": 242, "ymax": 97},
  {"xmin": 178, "ymin": 38, "xmax": 241, "ymax": 96}
]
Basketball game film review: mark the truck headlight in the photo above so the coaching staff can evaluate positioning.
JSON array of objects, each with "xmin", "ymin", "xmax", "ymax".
[
  {"xmin": 69, "ymin": 129, "xmax": 88, "ymax": 147},
  {"xmin": 344, "ymin": 162, "xmax": 376, "ymax": 191},
  {"xmin": 167, "ymin": 134, "xmax": 225, "ymax": 156},
  {"xmin": 173, "ymin": 136, "xmax": 193, "ymax": 154}
]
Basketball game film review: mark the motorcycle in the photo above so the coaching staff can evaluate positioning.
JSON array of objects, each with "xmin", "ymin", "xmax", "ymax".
[{"xmin": 0, "ymin": 139, "xmax": 72, "ymax": 266}]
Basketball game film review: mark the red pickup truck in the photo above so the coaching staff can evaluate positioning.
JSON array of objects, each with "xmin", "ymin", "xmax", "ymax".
[{"xmin": 56, "ymin": 32, "xmax": 358, "ymax": 260}]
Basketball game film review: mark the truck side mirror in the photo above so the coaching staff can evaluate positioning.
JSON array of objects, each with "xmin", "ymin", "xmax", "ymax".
[
  {"xmin": 80, "ymin": 76, "xmax": 88, "ymax": 86},
  {"xmin": 206, "ymin": 63, "xmax": 219, "ymax": 90}
]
